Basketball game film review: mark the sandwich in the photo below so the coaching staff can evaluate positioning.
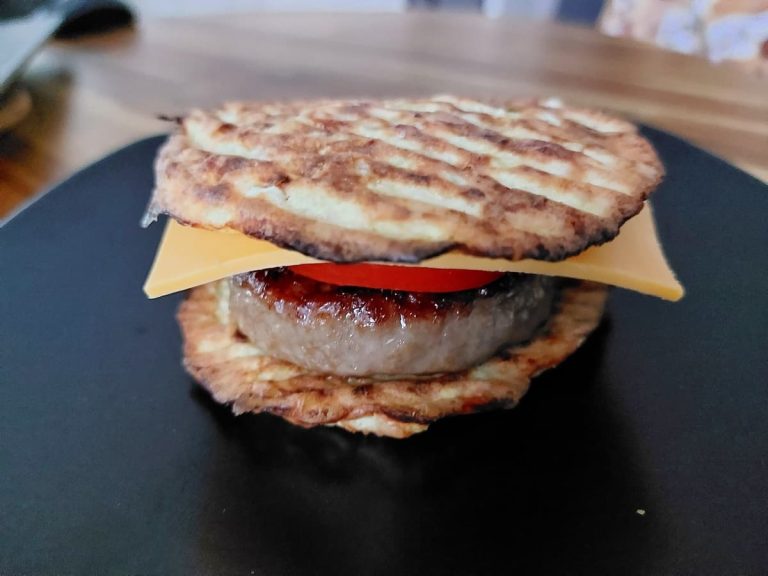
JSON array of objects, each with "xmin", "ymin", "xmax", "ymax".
[{"xmin": 142, "ymin": 95, "xmax": 683, "ymax": 438}]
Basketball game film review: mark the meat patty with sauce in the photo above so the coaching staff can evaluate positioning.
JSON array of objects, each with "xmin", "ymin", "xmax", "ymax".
[{"xmin": 230, "ymin": 269, "xmax": 556, "ymax": 376}]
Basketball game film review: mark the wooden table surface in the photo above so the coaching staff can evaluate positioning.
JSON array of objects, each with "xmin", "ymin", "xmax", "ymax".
[{"xmin": 1, "ymin": 11, "xmax": 766, "ymax": 218}]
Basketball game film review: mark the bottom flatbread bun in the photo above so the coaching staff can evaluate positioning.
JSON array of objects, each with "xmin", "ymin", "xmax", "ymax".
[{"xmin": 178, "ymin": 280, "xmax": 609, "ymax": 438}]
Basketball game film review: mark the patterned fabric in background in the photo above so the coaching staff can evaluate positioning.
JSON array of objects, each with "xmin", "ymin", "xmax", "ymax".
[{"xmin": 600, "ymin": 0, "xmax": 768, "ymax": 75}]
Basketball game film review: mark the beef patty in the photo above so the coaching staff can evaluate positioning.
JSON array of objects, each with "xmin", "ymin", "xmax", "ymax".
[{"xmin": 229, "ymin": 269, "xmax": 556, "ymax": 376}]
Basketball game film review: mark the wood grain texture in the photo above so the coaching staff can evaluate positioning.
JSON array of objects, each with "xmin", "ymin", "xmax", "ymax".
[{"xmin": 1, "ymin": 12, "xmax": 766, "ymax": 218}]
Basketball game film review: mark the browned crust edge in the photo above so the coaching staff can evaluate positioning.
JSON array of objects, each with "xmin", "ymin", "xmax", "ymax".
[
  {"xmin": 177, "ymin": 280, "xmax": 609, "ymax": 438},
  {"xmin": 144, "ymin": 97, "xmax": 664, "ymax": 263}
]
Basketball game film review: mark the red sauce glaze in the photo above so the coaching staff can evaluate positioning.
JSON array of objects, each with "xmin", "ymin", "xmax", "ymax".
[{"xmin": 233, "ymin": 268, "xmax": 533, "ymax": 326}]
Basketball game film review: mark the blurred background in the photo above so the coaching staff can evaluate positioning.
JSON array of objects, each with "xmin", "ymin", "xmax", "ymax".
[
  {"xmin": 141, "ymin": 0, "xmax": 768, "ymax": 78},
  {"xmin": 48, "ymin": 0, "xmax": 768, "ymax": 73}
]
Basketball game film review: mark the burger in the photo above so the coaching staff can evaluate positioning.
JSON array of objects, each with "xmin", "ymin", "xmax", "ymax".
[{"xmin": 142, "ymin": 95, "xmax": 682, "ymax": 438}]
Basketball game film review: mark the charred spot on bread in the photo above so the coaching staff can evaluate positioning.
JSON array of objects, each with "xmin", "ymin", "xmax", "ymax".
[{"xmin": 144, "ymin": 95, "xmax": 663, "ymax": 263}]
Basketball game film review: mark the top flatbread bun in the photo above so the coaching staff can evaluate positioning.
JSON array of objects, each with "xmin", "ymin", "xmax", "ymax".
[{"xmin": 143, "ymin": 95, "xmax": 663, "ymax": 263}]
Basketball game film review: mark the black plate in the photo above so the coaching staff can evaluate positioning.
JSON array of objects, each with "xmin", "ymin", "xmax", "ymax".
[{"xmin": 1, "ymin": 129, "xmax": 767, "ymax": 576}]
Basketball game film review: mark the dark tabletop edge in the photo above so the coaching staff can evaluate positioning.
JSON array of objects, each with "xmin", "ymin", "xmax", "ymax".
[
  {"xmin": 0, "ymin": 133, "xmax": 169, "ymax": 229},
  {"xmin": 639, "ymin": 123, "xmax": 767, "ymax": 188}
]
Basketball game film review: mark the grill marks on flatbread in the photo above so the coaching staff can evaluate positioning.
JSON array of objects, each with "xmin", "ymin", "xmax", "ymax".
[
  {"xmin": 144, "ymin": 96, "xmax": 663, "ymax": 263},
  {"xmin": 178, "ymin": 280, "xmax": 608, "ymax": 438}
]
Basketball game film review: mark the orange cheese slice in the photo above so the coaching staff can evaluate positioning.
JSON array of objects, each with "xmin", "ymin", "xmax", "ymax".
[{"xmin": 143, "ymin": 203, "xmax": 684, "ymax": 301}]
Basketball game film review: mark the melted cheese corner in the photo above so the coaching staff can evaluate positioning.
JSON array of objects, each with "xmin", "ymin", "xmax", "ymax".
[{"xmin": 143, "ymin": 204, "xmax": 684, "ymax": 301}]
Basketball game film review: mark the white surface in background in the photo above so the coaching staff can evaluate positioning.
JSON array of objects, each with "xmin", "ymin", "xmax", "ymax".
[
  {"xmin": 655, "ymin": 5, "xmax": 702, "ymax": 54},
  {"xmin": 483, "ymin": 0, "xmax": 560, "ymax": 19},
  {"xmin": 706, "ymin": 12, "xmax": 768, "ymax": 62},
  {"xmin": 132, "ymin": 0, "xmax": 407, "ymax": 17}
]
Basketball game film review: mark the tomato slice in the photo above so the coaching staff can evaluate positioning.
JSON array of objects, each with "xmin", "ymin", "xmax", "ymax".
[{"xmin": 289, "ymin": 263, "xmax": 503, "ymax": 293}]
